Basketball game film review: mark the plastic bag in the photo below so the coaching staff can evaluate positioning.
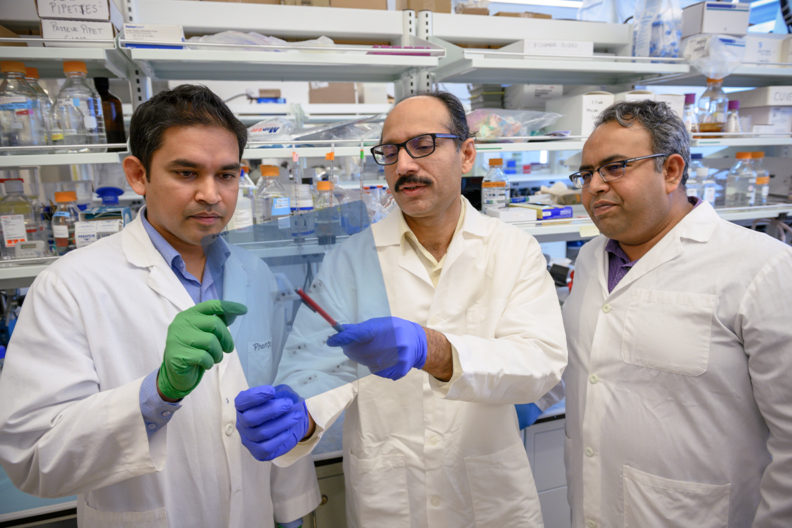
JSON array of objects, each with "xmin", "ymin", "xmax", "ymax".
[
  {"xmin": 247, "ymin": 117, "xmax": 296, "ymax": 143},
  {"xmin": 578, "ymin": 0, "xmax": 636, "ymax": 24},
  {"xmin": 682, "ymin": 34, "xmax": 746, "ymax": 79},
  {"xmin": 466, "ymin": 109, "xmax": 562, "ymax": 140},
  {"xmin": 632, "ymin": 0, "xmax": 681, "ymax": 58},
  {"xmin": 187, "ymin": 31, "xmax": 334, "ymax": 52}
]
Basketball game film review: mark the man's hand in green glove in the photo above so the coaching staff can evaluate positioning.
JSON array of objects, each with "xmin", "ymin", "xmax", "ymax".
[{"xmin": 157, "ymin": 300, "xmax": 248, "ymax": 401}]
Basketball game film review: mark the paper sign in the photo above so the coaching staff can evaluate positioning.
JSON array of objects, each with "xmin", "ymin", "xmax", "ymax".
[
  {"xmin": 37, "ymin": 0, "xmax": 110, "ymax": 21},
  {"xmin": 41, "ymin": 19, "xmax": 114, "ymax": 46}
]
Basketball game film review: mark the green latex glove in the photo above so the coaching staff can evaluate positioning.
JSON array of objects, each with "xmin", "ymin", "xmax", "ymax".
[{"xmin": 157, "ymin": 300, "xmax": 248, "ymax": 400}]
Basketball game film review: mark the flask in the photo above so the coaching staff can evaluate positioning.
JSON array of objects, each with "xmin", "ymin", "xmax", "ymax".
[
  {"xmin": 725, "ymin": 100, "xmax": 741, "ymax": 134},
  {"xmin": 314, "ymin": 180, "xmax": 340, "ymax": 245},
  {"xmin": 0, "ymin": 178, "xmax": 47, "ymax": 259},
  {"xmin": 52, "ymin": 190, "xmax": 80, "ymax": 255},
  {"xmin": 24, "ymin": 67, "xmax": 53, "ymax": 145},
  {"xmin": 751, "ymin": 151, "xmax": 770, "ymax": 206},
  {"xmin": 725, "ymin": 152, "xmax": 756, "ymax": 207},
  {"xmin": 290, "ymin": 181, "xmax": 315, "ymax": 240},
  {"xmin": 482, "ymin": 158, "xmax": 509, "ymax": 210},
  {"xmin": 696, "ymin": 78, "xmax": 728, "ymax": 135},
  {"xmin": 0, "ymin": 61, "xmax": 48, "ymax": 152},
  {"xmin": 682, "ymin": 93, "xmax": 698, "ymax": 134},
  {"xmin": 254, "ymin": 164, "xmax": 290, "ymax": 224},
  {"xmin": 686, "ymin": 153, "xmax": 703, "ymax": 199},
  {"xmin": 93, "ymin": 77, "xmax": 126, "ymax": 151},
  {"xmin": 52, "ymin": 61, "xmax": 106, "ymax": 151}
]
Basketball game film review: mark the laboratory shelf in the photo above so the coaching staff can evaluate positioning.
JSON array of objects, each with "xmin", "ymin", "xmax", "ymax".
[
  {"xmin": 643, "ymin": 63, "xmax": 792, "ymax": 88},
  {"xmin": 0, "ymin": 44, "xmax": 128, "ymax": 79},
  {"xmin": 0, "ymin": 150, "xmax": 128, "ymax": 168},
  {"xmin": 120, "ymin": 45, "xmax": 441, "ymax": 83},
  {"xmin": 431, "ymin": 44, "xmax": 690, "ymax": 86},
  {"xmin": 0, "ymin": 257, "xmax": 58, "ymax": 290},
  {"xmin": 691, "ymin": 135, "xmax": 792, "ymax": 148}
]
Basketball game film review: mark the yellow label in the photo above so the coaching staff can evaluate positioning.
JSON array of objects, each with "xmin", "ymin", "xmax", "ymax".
[
  {"xmin": 481, "ymin": 181, "xmax": 506, "ymax": 188},
  {"xmin": 756, "ymin": 176, "xmax": 770, "ymax": 185}
]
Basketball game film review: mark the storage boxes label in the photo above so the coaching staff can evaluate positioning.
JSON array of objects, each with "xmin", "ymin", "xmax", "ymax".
[
  {"xmin": 36, "ymin": 0, "xmax": 110, "ymax": 21},
  {"xmin": 41, "ymin": 19, "xmax": 114, "ymax": 45}
]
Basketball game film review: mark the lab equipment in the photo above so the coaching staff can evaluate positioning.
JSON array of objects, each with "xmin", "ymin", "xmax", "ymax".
[
  {"xmin": 751, "ymin": 152, "xmax": 769, "ymax": 206},
  {"xmin": 682, "ymin": 93, "xmax": 698, "ymax": 134},
  {"xmin": 697, "ymin": 78, "xmax": 728, "ymax": 134},
  {"xmin": 0, "ymin": 61, "xmax": 48, "ymax": 152},
  {"xmin": 482, "ymin": 158, "xmax": 509, "ymax": 210},
  {"xmin": 78, "ymin": 187, "xmax": 132, "ymax": 246},
  {"xmin": 295, "ymin": 288, "xmax": 343, "ymax": 333},
  {"xmin": 235, "ymin": 384, "xmax": 309, "ymax": 461},
  {"xmin": 688, "ymin": 153, "xmax": 716, "ymax": 206},
  {"xmin": 158, "ymin": 300, "xmax": 247, "ymax": 400},
  {"xmin": 93, "ymin": 77, "xmax": 126, "ymax": 150},
  {"xmin": 314, "ymin": 180, "xmax": 341, "ymax": 245},
  {"xmin": 51, "ymin": 191, "xmax": 79, "ymax": 255},
  {"xmin": 52, "ymin": 61, "xmax": 107, "ymax": 151},
  {"xmin": 24, "ymin": 67, "xmax": 53, "ymax": 146},
  {"xmin": 254, "ymin": 164, "xmax": 289, "ymax": 224},
  {"xmin": 326, "ymin": 316, "xmax": 427, "ymax": 381},
  {"xmin": 725, "ymin": 99, "xmax": 741, "ymax": 134},
  {"xmin": 0, "ymin": 178, "xmax": 47, "ymax": 259},
  {"xmin": 725, "ymin": 151, "xmax": 756, "ymax": 207}
]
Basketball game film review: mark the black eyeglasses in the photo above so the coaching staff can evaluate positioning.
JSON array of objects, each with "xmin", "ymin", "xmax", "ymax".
[
  {"xmin": 569, "ymin": 153, "xmax": 670, "ymax": 189},
  {"xmin": 370, "ymin": 133, "xmax": 460, "ymax": 166}
]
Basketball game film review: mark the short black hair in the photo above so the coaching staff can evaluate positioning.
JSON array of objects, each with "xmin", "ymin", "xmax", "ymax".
[
  {"xmin": 595, "ymin": 100, "xmax": 691, "ymax": 185},
  {"xmin": 128, "ymin": 84, "xmax": 247, "ymax": 178},
  {"xmin": 394, "ymin": 91, "xmax": 470, "ymax": 148}
]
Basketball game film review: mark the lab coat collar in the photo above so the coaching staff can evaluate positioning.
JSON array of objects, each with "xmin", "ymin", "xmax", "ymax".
[
  {"xmin": 604, "ymin": 199, "xmax": 719, "ymax": 296},
  {"xmin": 122, "ymin": 209, "xmax": 195, "ymax": 312}
]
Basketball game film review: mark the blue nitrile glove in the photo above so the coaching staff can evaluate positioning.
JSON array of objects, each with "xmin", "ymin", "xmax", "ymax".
[
  {"xmin": 277, "ymin": 520, "xmax": 303, "ymax": 528},
  {"xmin": 326, "ymin": 316, "xmax": 427, "ymax": 381},
  {"xmin": 515, "ymin": 403, "xmax": 543, "ymax": 429},
  {"xmin": 235, "ymin": 384, "xmax": 308, "ymax": 461}
]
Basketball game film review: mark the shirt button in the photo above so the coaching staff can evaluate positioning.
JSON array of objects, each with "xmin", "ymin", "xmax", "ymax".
[
  {"xmin": 428, "ymin": 435, "xmax": 440, "ymax": 446},
  {"xmin": 430, "ymin": 496, "xmax": 441, "ymax": 507},
  {"xmin": 589, "ymin": 374, "xmax": 599, "ymax": 384},
  {"xmin": 146, "ymin": 423, "xmax": 157, "ymax": 431},
  {"xmin": 585, "ymin": 447, "xmax": 595, "ymax": 457},
  {"xmin": 586, "ymin": 519, "xmax": 597, "ymax": 528},
  {"xmin": 225, "ymin": 423, "xmax": 234, "ymax": 436},
  {"xmin": 602, "ymin": 304, "xmax": 612, "ymax": 313},
  {"xmin": 161, "ymin": 410, "xmax": 172, "ymax": 417}
]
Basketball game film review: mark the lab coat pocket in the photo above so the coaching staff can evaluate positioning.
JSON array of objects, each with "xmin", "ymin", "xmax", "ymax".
[
  {"xmin": 621, "ymin": 289, "xmax": 717, "ymax": 376},
  {"xmin": 345, "ymin": 452, "xmax": 410, "ymax": 528},
  {"xmin": 623, "ymin": 465, "xmax": 730, "ymax": 528},
  {"xmin": 464, "ymin": 441, "xmax": 543, "ymax": 527},
  {"xmin": 78, "ymin": 501, "xmax": 168, "ymax": 528}
]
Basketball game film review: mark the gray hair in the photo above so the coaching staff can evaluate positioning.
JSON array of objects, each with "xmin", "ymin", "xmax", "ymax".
[{"xmin": 595, "ymin": 100, "xmax": 690, "ymax": 185}]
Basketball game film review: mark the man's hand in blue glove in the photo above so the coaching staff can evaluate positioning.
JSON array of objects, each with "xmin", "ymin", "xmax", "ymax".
[
  {"xmin": 515, "ymin": 403, "xmax": 543, "ymax": 429},
  {"xmin": 235, "ymin": 384, "xmax": 310, "ymax": 461},
  {"xmin": 326, "ymin": 316, "xmax": 427, "ymax": 381}
]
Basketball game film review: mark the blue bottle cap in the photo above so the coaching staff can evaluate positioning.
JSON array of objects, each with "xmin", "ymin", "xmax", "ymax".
[{"xmin": 95, "ymin": 186, "xmax": 124, "ymax": 205}]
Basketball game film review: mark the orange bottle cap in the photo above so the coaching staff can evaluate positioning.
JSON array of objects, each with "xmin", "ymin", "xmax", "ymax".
[
  {"xmin": 325, "ymin": 152, "xmax": 335, "ymax": 161},
  {"xmin": 1, "ymin": 61, "xmax": 26, "ymax": 74},
  {"xmin": 25, "ymin": 67, "xmax": 39, "ymax": 79},
  {"xmin": 317, "ymin": 180, "xmax": 333, "ymax": 191},
  {"xmin": 260, "ymin": 165, "xmax": 279, "ymax": 177},
  {"xmin": 63, "ymin": 61, "xmax": 87, "ymax": 74},
  {"xmin": 54, "ymin": 191, "xmax": 78, "ymax": 202}
]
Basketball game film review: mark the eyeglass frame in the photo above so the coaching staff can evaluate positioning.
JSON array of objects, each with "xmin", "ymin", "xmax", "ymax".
[
  {"xmin": 370, "ymin": 133, "xmax": 462, "ymax": 166},
  {"xmin": 568, "ymin": 153, "xmax": 671, "ymax": 189}
]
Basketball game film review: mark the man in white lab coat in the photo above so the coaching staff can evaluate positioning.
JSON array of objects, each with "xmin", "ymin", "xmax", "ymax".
[
  {"xmin": 0, "ymin": 85, "xmax": 319, "ymax": 528},
  {"xmin": 563, "ymin": 99, "xmax": 792, "ymax": 527},
  {"xmin": 234, "ymin": 92, "xmax": 568, "ymax": 527}
]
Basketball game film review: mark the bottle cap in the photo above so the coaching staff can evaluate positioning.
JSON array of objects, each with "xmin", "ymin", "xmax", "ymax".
[
  {"xmin": 63, "ymin": 61, "xmax": 88, "ymax": 75},
  {"xmin": 728, "ymin": 100, "xmax": 739, "ymax": 110},
  {"xmin": 317, "ymin": 180, "xmax": 333, "ymax": 191},
  {"xmin": 260, "ymin": 165, "xmax": 279, "ymax": 178},
  {"xmin": 54, "ymin": 191, "xmax": 78, "ymax": 203},
  {"xmin": 25, "ymin": 67, "xmax": 39, "ymax": 79},
  {"xmin": 705, "ymin": 77, "xmax": 723, "ymax": 83},
  {"xmin": 94, "ymin": 77, "xmax": 109, "ymax": 92},
  {"xmin": 735, "ymin": 152, "xmax": 751, "ymax": 160},
  {"xmin": 0, "ymin": 61, "xmax": 26, "ymax": 74},
  {"xmin": 691, "ymin": 153, "xmax": 703, "ymax": 160},
  {"xmin": 325, "ymin": 152, "xmax": 335, "ymax": 161},
  {"xmin": 684, "ymin": 93, "xmax": 696, "ymax": 104},
  {"xmin": 488, "ymin": 158, "xmax": 503, "ymax": 167},
  {"xmin": 95, "ymin": 186, "xmax": 124, "ymax": 205},
  {"xmin": 750, "ymin": 151, "xmax": 765, "ymax": 159},
  {"xmin": 1, "ymin": 179, "xmax": 24, "ymax": 194}
]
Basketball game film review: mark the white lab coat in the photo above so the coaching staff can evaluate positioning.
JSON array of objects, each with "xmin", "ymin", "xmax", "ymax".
[
  {"xmin": 562, "ymin": 201, "xmax": 792, "ymax": 527},
  {"xmin": 278, "ymin": 198, "xmax": 568, "ymax": 527},
  {"xmin": 0, "ymin": 215, "xmax": 319, "ymax": 528}
]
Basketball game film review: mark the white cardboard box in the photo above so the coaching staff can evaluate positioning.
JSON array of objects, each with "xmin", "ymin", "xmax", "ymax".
[
  {"xmin": 738, "ymin": 106, "xmax": 792, "ymax": 133},
  {"xmin": 499, "ymin": 39, "xmax": 593, "ymax": 58},
  {"xmin": 655, "ymin": 93, "xmax": 685, "ymax": 119},
  {"xmin": 729, "ymin": 86, "xmax": 792, "ymax": 108},
  {"xmin": 41, "ymin": 19, "xmax": 114, "ymax": 46},
  {"xmin": 782, "ymin": 36, "xmax": 792, "ymax": 63},
  {"xmin": 744, "ymin": 33, "xmax": 785, "ymax": 64},
  {"xmin": 545, "ymin": 91, "xmax": 614, "ymax": 137},
  {"xmin": 36, "ymin": 0, "xmax": 110, "ymax": 21},
  {"xmin": 681, "ymin": 1, "xmax": 750, "ymax": 38}
]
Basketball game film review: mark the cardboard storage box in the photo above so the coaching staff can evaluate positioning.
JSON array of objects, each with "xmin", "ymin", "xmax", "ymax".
[
  {"xmin": 681, "ymin": 1, "xmax": 750, "ymax": 38},
  {"xmin": 744, "ymin": 33, "xmax": 785, "ymax": 64},
  {"xmin": 499, "ymin": 39, "xmax": 592, "ymax": 57},
  {"xmin": 457, "ymin": 7, "xmax": 489, "ymax": 15},
  {"xmin": 37, "ymin": 0, "xmax": 110, "ymax": 21},
  {"xmin": 654, "ymin": 93, "xmax": 685, "ymax": 119},
  {"xmin": 494, "ymin": 11, "xmax": 551, "ymax": 19},
  {"xmin": 41, "ymin": 19, "xmax": 115, "ymax": 47},
  {"xmin": 283, "ymin": 0, "xmax": 330, "ymax": 5},
  {"xmin": 728, "ymin": 86, "xmax": 792, "ymax": 108},
  {"xmin": 738, "ymin": 106, "xmax": 792, "ymax": 133},
  {"xmin": 309, "ymin": 82, "xmax": 357, "ymax": 104},
  {"xmin": 330, "ymin": 0, "xmax": 386, "ymax": 8},
  {"xmin": 395, "ymin": 0, "xmax": 452, "ymax": 13},
  {"xmin": 544, "ymin": 91, "xmax": 614, "ymax": 136}
]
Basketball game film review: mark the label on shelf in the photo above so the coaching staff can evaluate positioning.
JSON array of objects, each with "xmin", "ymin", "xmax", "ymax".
[
  {"xmin": 1, "ymin": 215, "xmax": 27, "ymax": 247},
  {"xmin": 37, "ymin": 0, "xmax": 111, "ymax": 21}
]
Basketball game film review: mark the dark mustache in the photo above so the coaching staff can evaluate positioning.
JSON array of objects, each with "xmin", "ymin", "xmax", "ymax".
[{"xmin": 395, "ymin": 175, "xmax": 432, "ymax": 192}]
